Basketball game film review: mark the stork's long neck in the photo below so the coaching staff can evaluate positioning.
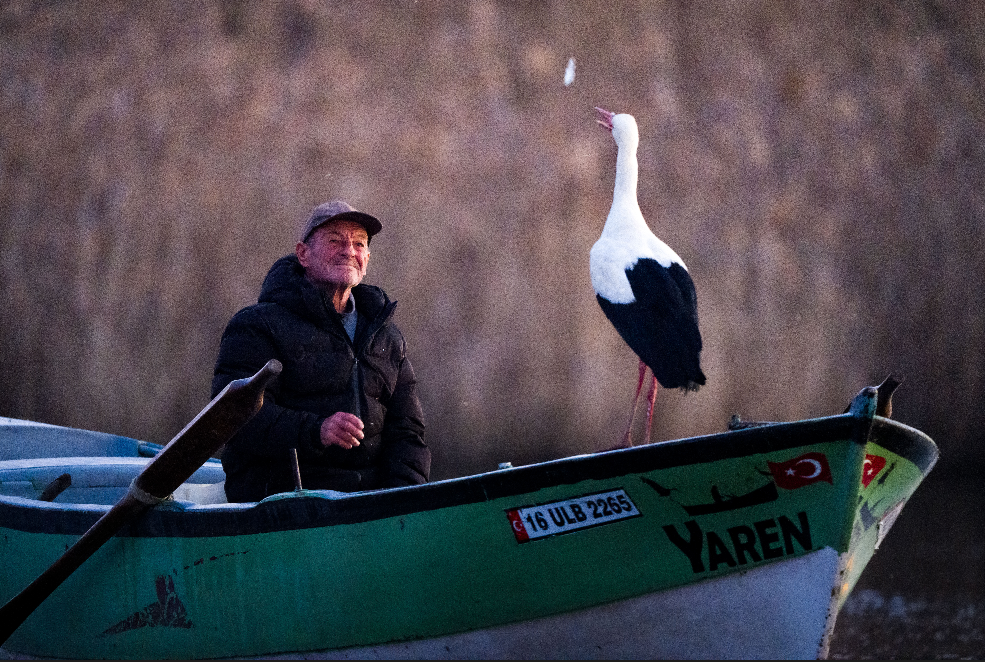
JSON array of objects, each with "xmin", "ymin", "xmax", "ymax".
[
  {"xmin": 613, "ymin": 139, "xmax": 639, "ymax": 209},
  {"xmin": 605, "ymin": 133, "xmax": 644, "ymax": 235}
]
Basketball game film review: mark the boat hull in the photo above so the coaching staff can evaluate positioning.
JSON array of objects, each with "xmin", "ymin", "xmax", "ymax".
[
  {"xmin": 0, "ymin": 404, "xmax": 937, "ymax": 659},
  {"xmin": 257, "ymin": 546, "xmax": 839, "ymax": 660}
]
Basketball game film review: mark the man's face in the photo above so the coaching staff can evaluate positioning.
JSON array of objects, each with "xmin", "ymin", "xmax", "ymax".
[{"xmin": 296, "ymin": 220, "xmax": 370, "ymax": 290}]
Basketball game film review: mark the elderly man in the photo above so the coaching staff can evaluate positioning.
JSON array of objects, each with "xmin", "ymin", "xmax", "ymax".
[{"xmin": 212, "ymin": 200, "xmax": 429, "ymax": 502}]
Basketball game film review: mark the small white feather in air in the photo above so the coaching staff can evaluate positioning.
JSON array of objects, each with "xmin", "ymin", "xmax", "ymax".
[{"xmin": 564, "ymin": 57, "xmax": 576, "ymax": 86}]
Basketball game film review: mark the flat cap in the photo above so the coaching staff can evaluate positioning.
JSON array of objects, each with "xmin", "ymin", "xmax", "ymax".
[{"xmin": 300, "ymin": 200, "xmax": 383, "ymax": 243}]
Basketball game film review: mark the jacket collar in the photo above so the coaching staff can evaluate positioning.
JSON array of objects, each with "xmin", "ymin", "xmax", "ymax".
[{"xmin": 259, "ymin": 254, "xmax": 395, "ymax": 332}]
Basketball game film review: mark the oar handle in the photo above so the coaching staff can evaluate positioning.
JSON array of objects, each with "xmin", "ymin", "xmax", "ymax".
[
  {"xmin": 0, "ymin": 359, "xmax": 282, "ymax": 647},
  {"xmin": 133, "ymin": 360, "xmax": 282, "ymax": 500}
]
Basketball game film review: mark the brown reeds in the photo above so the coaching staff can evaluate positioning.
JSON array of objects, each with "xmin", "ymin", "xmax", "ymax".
[{"xmin": 1, "ymin": 0, "xmax": 982, "ymax": 478}]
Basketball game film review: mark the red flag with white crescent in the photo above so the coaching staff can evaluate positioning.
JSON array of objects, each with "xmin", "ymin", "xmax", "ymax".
[
  {"xmin": 505, "ymin": 509, "xmax": 529, "ymax": 542},
  {"xmin": 768, "ymin": 452, "xmax": 833, "ymax": 490},
  {"xmin": 861, "ymin": 454, "xmax": 887, "ymax": 487}
]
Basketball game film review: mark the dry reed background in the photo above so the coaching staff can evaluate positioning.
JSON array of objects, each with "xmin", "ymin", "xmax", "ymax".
[{"xmin": 1, "ymin": 0, "xmax": 983, "ymax": 481}]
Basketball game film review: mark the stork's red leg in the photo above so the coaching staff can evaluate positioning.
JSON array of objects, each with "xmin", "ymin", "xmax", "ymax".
[
  {"xmin": 643, "ymin": 373, "xmax": 659, "ymax": 443},
  {"xmin": 621, "ymin": 360, "xmax": 648, "ymax": 447}
]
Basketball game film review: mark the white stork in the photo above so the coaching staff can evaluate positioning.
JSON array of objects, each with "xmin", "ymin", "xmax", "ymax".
[{"xmin": 591, "ymin": 107, "xmax": 705, "ymax": 448}]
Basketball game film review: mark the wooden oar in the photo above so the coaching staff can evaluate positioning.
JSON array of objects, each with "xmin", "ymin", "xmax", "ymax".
[
  {"xmin": 0, "ymin": 359, "xmax": 282, "ymax": 646},
  {"xmin": 38, "ymin": 473, "xmax": 72, "ymax": 502}
]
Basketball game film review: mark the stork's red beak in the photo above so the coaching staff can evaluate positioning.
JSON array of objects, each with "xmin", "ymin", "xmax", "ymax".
[{"xmin": 594, "ymin": 106, "xmax": 614, "ymax": 131}]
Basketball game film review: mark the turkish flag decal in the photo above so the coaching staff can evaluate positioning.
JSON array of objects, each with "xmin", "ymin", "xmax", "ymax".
[
  {"xmin": 861, "ymin": 454, "xmax": 887, "ymax": 487},
  {"xmin": 768, "ymin": 452, "xmax": 833, "ymax": 490},
  {"xmin": 505, "ymin": 509, "xmax": 529, "ymax": 542}
]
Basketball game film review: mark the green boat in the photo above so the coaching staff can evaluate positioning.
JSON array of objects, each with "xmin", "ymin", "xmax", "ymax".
[{"xmin": 0, "ymin": 385, "xmax": 937, "ymax": 659}]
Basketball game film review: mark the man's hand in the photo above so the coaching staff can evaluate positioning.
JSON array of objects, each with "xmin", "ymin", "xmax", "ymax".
[{"xmin": 319, "ymin": 412, "xmax": 364, "ymax": 449}]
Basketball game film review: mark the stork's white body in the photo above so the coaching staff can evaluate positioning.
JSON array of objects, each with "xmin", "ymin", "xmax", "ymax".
[{"xmin": 590, "ymin": 113, "xmax": 687, "ymax": 304}]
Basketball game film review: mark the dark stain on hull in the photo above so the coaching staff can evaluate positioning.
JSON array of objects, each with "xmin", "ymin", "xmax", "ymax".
[{"xmin": 101, "ymin": 574, "xmax": 192, "ymax": 636}]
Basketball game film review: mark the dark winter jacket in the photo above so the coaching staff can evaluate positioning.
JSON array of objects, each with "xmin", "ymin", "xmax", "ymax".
[{"xmin": 212, "ymin": 254, "xmax": 428, "ymax": 502}]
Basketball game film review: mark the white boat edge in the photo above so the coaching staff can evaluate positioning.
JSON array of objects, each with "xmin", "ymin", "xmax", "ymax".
[{"xmin": 248, "ymin": 547, "xmax": 841, "ymax": 660}]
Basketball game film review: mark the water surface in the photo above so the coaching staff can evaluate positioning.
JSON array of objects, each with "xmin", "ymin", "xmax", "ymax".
[{"xmin": 829, "ymin": 472, "xmax": 984, "ymax": 659}]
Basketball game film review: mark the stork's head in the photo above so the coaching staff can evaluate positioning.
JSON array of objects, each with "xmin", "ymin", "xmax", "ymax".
[
  {"xmin": 594, "ymin": 107, "xmax": 615, "ymax": 131},
  {"xmin": 594, "ymin": 107, "xmax": 639, "ymax": 147}
]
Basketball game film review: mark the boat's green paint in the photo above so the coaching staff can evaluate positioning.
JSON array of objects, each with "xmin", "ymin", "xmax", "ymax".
[
  {"xmin": 0, "ymin": 404, "xmax": 937, "ymax": 659},
  {"xmin": 836, "ymin": 420, "xmax": 937, "ymax": 604}
]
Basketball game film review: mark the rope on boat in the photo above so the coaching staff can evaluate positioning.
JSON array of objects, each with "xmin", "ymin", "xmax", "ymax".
[{"xmin": 127, "ymin": 479, "xmax": 166, "ymax": 505}]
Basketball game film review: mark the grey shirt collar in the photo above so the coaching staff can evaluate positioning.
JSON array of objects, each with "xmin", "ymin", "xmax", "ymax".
[{"xmin": 340, "ymin": 294, "xmax": 358, "ymax": 341}]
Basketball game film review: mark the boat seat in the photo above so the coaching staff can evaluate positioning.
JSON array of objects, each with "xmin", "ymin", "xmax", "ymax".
[{"xmin": 0, "ymin": 457, "xmax": 227, "ymax": 505}]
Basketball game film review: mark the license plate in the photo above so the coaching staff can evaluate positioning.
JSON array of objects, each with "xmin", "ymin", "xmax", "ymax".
[{"xmin": 506, "ymin": 488, "xmax": 641, "ymax": 543}]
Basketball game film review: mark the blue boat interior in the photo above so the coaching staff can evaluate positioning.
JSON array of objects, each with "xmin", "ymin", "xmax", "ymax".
[{"xmin": 0, "ymin": 457, "xmax": 227, "ymax": 506}]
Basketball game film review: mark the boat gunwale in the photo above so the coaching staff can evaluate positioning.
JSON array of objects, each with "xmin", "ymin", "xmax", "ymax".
[{"xmin": 0, "ymin": 413, "xmax": 937, "ymax": 538}]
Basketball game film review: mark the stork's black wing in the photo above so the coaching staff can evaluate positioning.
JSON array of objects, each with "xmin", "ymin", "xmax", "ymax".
[{"xmin": 596, "ymin": 259, "xmax": 705, "ymax": 390}]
